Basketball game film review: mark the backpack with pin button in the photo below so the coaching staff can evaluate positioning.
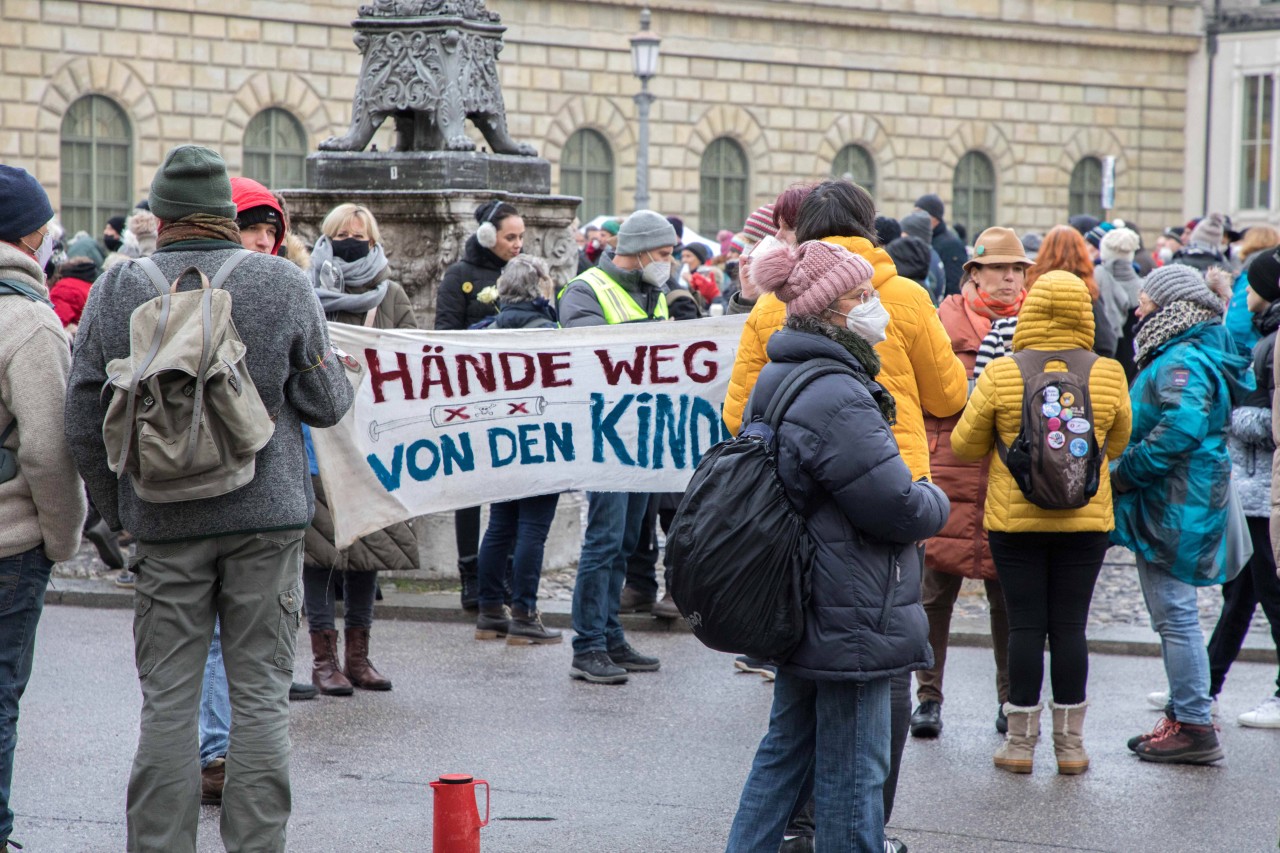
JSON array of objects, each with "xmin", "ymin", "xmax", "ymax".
[{"xmin": 996, "ymin": 349, "xmax": 1105, "ymax": 510}]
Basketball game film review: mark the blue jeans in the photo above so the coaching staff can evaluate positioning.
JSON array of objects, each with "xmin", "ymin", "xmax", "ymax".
[
  {"xmin": 571, "ymin": 492, "xmax": 649, "ymax": 654},
  {"xmin": 0, "ymin": 547, "xmax": 52, "ymax": 843},
  {"xmin": 477, "ymin": 494, "xmax": 561, "ymax": 613},
  {"xmin": 199, "ymin": 618, "xmax": 230, "ymax": 768},
  {"xmin": 726, "ymin": 672, "xmax": 890, "ymax": 853},
  {"xmin": 1137, "ymin": 556, "xmax": 1214, "ymax": 725}
]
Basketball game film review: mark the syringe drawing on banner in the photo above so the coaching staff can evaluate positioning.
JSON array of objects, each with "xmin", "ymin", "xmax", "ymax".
[{"xmin": 368, "ymin": 395, "xmax": 586, "ymax": 442}]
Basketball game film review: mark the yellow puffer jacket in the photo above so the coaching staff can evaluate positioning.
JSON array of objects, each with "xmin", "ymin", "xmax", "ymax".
[
  {"xmin": 950, "ymin": 270, "xmax": 1132, "ymax": 532},
  {"xmin": 721, "ymin": 235, "xmax": 967, "ymax": 479}
]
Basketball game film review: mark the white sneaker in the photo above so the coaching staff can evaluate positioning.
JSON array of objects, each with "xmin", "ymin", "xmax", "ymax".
[
  {"xmin": 1238, "ymin": 695, "xmax": 1280, "ymax": 728},
  {"xmin": 1146, "ymin": 690, "xmax": 1219, "ymax": 717}
]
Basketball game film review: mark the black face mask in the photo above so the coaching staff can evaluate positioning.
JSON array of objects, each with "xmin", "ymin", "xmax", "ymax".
[
  {"xmin": 331, "ymin": 237, "xmax": 370, "ymax": 263},
  {"xmin": 103, "ymin": 235, "xmax": 122, "ymax": 252}
]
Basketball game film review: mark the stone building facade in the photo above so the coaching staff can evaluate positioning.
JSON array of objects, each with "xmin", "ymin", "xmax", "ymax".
[{"xmin": 2, "ymin": 0, "xmax": 1203, "ymax": 244}]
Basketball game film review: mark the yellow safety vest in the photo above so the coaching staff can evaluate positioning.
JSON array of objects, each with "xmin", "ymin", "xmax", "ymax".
[{"xmin": 559, "ymin": 266, "xmax": 669, "ymax": 325}]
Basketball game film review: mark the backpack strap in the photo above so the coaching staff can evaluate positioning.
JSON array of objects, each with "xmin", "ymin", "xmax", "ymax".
[
  {"xmin": 0, "ymin": 419, "xmax": 15, "ymax": 447},
  {"xmin": 210, "ymin": 249, "xmax": 253, "ymax": 290},
  {"xmin": 133, "ymin": 258, "xmax": 171, "ymax": 298},
  {"xmin": 116, "ymin": 292, "xmax": 174, "ymax": 477},
  {"xmin": 760, "ymin": 358, "xmax": 861, "ymax": 432}
]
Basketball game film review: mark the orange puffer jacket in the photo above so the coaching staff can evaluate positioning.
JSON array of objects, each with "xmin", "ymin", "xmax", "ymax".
[{"xmin": 722, "ymin": 236, "xmax": 968, "ymax": 479}]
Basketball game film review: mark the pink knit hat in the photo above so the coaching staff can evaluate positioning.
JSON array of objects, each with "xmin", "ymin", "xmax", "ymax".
[
  {"xmin": 752, "ymin": 241, "xmax": 875, "ymax": 317},
  {"xmin": 743, "ymin": 203, "xmax": 778, "ymax": 243}
]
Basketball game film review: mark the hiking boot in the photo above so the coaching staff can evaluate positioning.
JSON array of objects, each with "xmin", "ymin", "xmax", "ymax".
[
  {"xmin": 996, "ymin": 704, "xmax": 1008, "ymax": 735},
  {"xmin": 618, "ymin": 586, "xmax": 656, "ymax": 613},
  {"xmin": 733, "ymin": 656, "xmax": 777, "ymax": 681},
  {"xmin": 1147, "ymin": 689, "xmax": 1219, "ymax": 717},
  {"xmin": 993, "ymin": 702, "xmax": 1042, "ymax": 774},
  {"xmin": 1135, "ymin": 719, "xmax": 1224, "ymax": 765},
  {"xmin": 458, "ymin": 556, "xmax": 479, "ymax": 612},
  {"xmin": 570, "ymin": 651, "xmax": 629, "ymax": 684},
  {"xmin": 1128, "ymin": 709, "xmax": 1176, "ymax": 752},
  {"xmin": 1238, "ymin": 695, "xmax": 1280, "ymax": 728},
  {"xmin": 85, "ymin": 518, "xmax": 125, "ymax": 569},
  {"xmin": 1049, "ymin": 700, "xmax": 1089, "ymax": 775},
  {"xmin": 200, "ymin": 757, "xmax": 225, "ymax": 805},
  {"xmin": 608, "ymin": 642, "xmax": 660, "ymax": 672},
  {"xmin": 289, "ymin": 681, "xmax": 318, "ymax": 701},
  {"xmin": 909, "ymin": 700, "xmax": 942, "ymax": 738},
  {"xmin": 651, "ymin": 590, "xmax": 681, "ymax": 619},
  {"xmin": 506, "ymin": 608, "xmax": 562, "ymax": 645},
  {"xmin": 474, "ymin": 604, "xmax": 510, "ymax": 640},
  {"xmin": 310, "ymin": 630, "xmax": 353, "ymax": 696},
  {"xmin": 344, "ymin": 627, "xmax": 392, "ymax": 690}
]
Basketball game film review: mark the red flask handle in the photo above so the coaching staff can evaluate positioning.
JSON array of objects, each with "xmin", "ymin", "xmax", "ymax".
[{"xmin": 475, "ymin": 779, "xmax": 489, "ymax": 828}]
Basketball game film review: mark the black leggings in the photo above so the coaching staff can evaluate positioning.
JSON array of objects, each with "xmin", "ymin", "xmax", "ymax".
[
  {"xmin": 1208, "ymin": 516, "xmax": 1280, "ymax": 698},
  {"xmin": 988, "ymin": 531, "xmax": 1110, "ymax": 707}
]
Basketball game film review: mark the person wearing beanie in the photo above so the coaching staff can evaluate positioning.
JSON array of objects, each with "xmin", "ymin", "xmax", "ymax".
[
  {"xmin": 722, "ymin": 180, "xmax": 966, "ymax": 852},
  {"xmin": 1068, "ymin": 214, "xmax": 1101, "ymax": 236},
  {"xmin": 875, "ymin": 215, "xmax": 902, "ymax": 248},
  {"xmin": 231, "ymin": 177, "xmax": 286, "ymax": 255},
  {"xmin": 555, "ymin": 209, "xmax": 673, "ymax": 684},
  {"xmin": 681, "ymin": 241, "xmax": 710, "ymax": 270},
  {"xmin": 910, "ymin": 226, "xmax": 1033, "ymax": 746},
  {"xmin": 901, "ymin": 210, "xmax": 948, "ymax": 301},
  {"xmin": 1112, "ymin": 260, "xmax": 1253, "ymax": 766},
  {"xmin": 951, "ymin": 270, "xmax": 1131, "ymax": 776},
  {"xmin": 0, "ymin": 165, "xmax": 86, "ymax": 852},
  {"xmin": 102, "ymin": 214, "xmax": 127, "ymax": 254},
  {"xmin": 1096, "ymin": 226, "xmax": 1145, "ymax": 380},
  {"xmin": 716, "ymin": 228, "xmax": 735, "ymax": 257},
  {"xmin": 724, "ymin": 239, "xmax": 949, "ymax": 853},
  {"xmin": 1172, "ymin": 213, "xmax": 1229, "ymax": 274},
  {"xmin": 598, "ymin": 218, "xmax": 621, "ymax": 250},
  {"xmin": 47, "ymin": 234, "xmax": 105, "ymax": 332},
  {"xmin": 1223, "ymin": 227, "xmax": 1280, "ymax": 356},
  {"xmin": 64, "ymin": 145, "xmax": 354, "ymax": 849},
  {"xmin": 1084, "ymin": 221, "xmax": 1115, "ymax": 260},
  {"xmin": 914, "ymin": 192, "xmax": 967, "ymax": 294},
  {"xmin": 743, "ymin": 203, "xmax": 778, "ymax": 244},
  {"xmin": 1021, "ymin": 232, "xmax": 1043, "ymax": 259},
  {"xmin": 665, "ymin": 215, "xmax": 684, "ymax": 243},
  {"xmin": 884, "ymin": 234, "xmax": 930, "ymax": 284}
]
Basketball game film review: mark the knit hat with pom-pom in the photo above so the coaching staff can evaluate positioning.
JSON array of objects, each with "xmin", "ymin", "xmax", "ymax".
[
  {"xmin": 1100, "ymin": 226, "xmax": 1142, "ymax": 262},
  {"xmin": 751, "ymin": 240, "xmax": 875, "ymax": 318}
]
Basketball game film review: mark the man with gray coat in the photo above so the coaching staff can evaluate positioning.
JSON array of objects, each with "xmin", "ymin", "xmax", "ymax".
[
  {"xmin": 64, "ymin": 146, "xmax": 354, "ymax": 853},
  {"xmin": 0, "ymin": 165, "xmax": 87, "ymax": 852}
]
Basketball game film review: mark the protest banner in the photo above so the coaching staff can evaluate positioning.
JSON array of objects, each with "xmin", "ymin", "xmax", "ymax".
[{"xmin": 310, "ymin": 316, "xmax": 748, "ymax": 548}]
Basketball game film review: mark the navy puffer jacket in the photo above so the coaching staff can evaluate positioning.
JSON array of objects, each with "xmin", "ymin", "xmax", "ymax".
[{"xmin": 749, "ymin": 322, "xmax": 950, "ymax": 681}]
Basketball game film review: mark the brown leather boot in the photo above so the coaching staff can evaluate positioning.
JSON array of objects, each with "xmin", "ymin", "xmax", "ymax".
[
  {"xmin": 344, "ymin": 626, "xmax": 392, "ymax": 691},
  {"xmin": 310, "ymin": 630, "xmax": 353, "ymax": 696}
]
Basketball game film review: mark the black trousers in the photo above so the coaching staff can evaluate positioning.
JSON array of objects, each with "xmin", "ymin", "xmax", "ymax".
[
  {"xmin": 455, "ymin": 505, "xmax": 482, "ymax": 562},
  {"xmin": 1208, "ymin": 516, "xmax": 1280, "ymax": 698},
  {"xmin": 988, "ymin": 530, "xmax": 1110, "ymax": 707}
]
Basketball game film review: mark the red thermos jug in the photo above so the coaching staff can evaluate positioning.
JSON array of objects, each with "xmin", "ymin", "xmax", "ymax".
[{"xmin": 430, "ymin": 773, "xmax": 490, "ymax": 853}]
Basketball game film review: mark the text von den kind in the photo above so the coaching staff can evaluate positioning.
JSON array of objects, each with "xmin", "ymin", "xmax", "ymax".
[{"xmin": 360, "ymin": 340, "xmax": 733, "ymax": 490}]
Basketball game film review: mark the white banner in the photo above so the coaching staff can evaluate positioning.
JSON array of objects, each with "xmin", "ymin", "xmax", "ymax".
[{"xmin": 311, "ymin": 316, "xmax": 747, "ymax": 548}]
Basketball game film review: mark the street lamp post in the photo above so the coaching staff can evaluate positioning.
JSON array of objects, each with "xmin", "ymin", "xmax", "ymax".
[{"xmin": 630, "ymin": 8, "xmax": 660, "ymax": 211}]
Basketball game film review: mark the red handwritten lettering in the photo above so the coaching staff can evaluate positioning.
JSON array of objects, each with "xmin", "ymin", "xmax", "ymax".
[
  {"xmin": 647, "ymin": 343, "xmax": 680, "ymax": 384},
  {"xmin": 684, "ymin": 341, "xmax": 718, "ymax": 383},
  {"xmin": 366, "ymin": 348, "xmax": 415, "ymax": 403},
  {"xmin": 595, "ymin": 347, "xmax": 645, "ymax": 385},
  {"xmin": 537, "ymin": 352, "xmax": 573, "ymax": 388},
  {"xmin": 498, "ymin": 352, "xmax": 536, "ymax": 391}
]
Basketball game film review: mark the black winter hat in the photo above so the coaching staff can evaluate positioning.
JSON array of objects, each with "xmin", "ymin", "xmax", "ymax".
[
  {"xmin": 107, "ymin": 215, "xmax": 126, "ymax": 234},
  {"xmin": 1069, "ymin": 214, "xmax": 1101, "ymax": 236},
  {"xmin": 914, "ymin": 194, "xmax": 945, "ymax": 221},
  {"xmin": 885, "ymin": 235, "xmax": 932, "ymax": 283},
  {"xmin": 682, "ymin": 242, "xmax": 710, "ymax": 265},
  {"xmin": 0, "ymin": 165, "xmax": 54, "ymax": 242},
  {"xmin": 1248, "ymin": 249, "xmax": 1280, "ymax": 303},
  {"xmin": 875, "ymin": 216, "xmax": 901, "ymax": 248},
  {"xmin": 236, "ymin": 205, "xmax": 282, "ymax": 232}
]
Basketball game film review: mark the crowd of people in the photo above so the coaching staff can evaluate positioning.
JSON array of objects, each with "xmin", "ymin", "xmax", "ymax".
[{"xmin": 2, "ymin": 138, "xmax": 1280, "ymax": 853}]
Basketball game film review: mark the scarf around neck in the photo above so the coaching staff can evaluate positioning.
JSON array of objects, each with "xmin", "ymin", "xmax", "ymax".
[
  {"xmin": 1134, "ymin": 300, "xmax": 1222, "ymax": 369},
  {"xmin": 785, "ymin": 314, "xmax": 897, "ymax": 425},
  {"xmin": 310, "ymin": 235, "xmax": 390, "ymax": 315},
  {"xmin": 156, "ymin": 213, "xmax": 241, "ymax": 248},
  {"xmin": 963, "ymin": 279, "xmax": 1024, "ymax": 320}
]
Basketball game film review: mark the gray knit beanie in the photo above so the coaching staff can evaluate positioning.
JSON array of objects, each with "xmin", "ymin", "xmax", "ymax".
[
  {"xmin": 1188, "ymin": 213, "xmax": 1225, "ymax": 248},
  {"xmin": 1143, "ymin": 263, "xmax": 1226, "ymax": 315},
  {"xmin": 615, "ymin": 209, "xmax": 678, "ymax": 255},
  {"xmin": 900, "ymin": 211, "xmax": 933, "ymax": 243}
]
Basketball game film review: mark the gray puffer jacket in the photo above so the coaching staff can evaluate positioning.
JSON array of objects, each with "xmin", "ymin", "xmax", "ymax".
[
  {"xmin": 748, "ymin": 318, "xmax": 949, "ymax": 681},
  {"xmin": 1228, "ymin": 304, "xmax": 1280, "ymax": 517}
]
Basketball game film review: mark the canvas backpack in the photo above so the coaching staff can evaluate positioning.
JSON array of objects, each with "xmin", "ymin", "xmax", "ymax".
[
  {"xmin": 665, "ymin": 358, "xmax": 860, "ymax": 661},
  {"xmin": 102, "ymin": 252, "xmax": 275, "ymax": 503},
  {"xmin": 995, "ymin": 349, "xmax": 1104, "ymax": 510}
]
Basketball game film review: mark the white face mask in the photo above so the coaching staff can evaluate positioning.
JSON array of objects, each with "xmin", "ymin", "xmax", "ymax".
[
  {"xmin": 22, "ymin": 229, "xmax": 54, "ymax": 272},
  {"xmin": 642, "ymin": 252, "xmax": 671, "ymax": 286},
  {"xmin": 832, "ymin": 295, "xmax": 891, "ymax": 345},
  {"xmin": 747, "ymin": 234, "xmax": 785, "ymax": 260},
  {"xmin": 1157, "ymin": 246, "xmax": 1174, "ymax": 263}
]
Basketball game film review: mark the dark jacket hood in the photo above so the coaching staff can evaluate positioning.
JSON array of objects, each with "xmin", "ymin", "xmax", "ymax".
[{"xmin": 463, "ymin": 235, "xmax": 507, "ymax": 271}]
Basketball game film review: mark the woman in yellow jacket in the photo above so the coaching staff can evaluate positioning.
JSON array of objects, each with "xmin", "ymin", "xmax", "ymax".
[
  {"xmin": 723, "ymin": 180, "xmax": 968, "ymax": 480},
  {"xmin": 951, "ymin": 270, "xmax": 1131, "ymax": 777},
  {"xmin": 724, "ymin": 179, "xmax": 966, "ymax": 848}
]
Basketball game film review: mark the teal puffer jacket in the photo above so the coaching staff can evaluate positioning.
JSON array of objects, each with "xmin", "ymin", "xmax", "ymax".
[{"xmin": 1111, "ymin": 322, "xmax": 1253, "ymax": 585}]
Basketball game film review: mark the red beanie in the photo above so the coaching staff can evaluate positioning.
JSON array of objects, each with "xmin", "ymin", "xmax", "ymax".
[{"xmin": 752, "ymin": 241, "xmax": 874, "ymax": 318}]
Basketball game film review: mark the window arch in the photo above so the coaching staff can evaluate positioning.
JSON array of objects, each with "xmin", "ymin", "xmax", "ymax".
[
  {"xmin": 831, "ymin": 144, "xmax": 876, "ymax": 199},
  {"xmin": 560, "ymin": 128, "xmax": 614, "ymax": 223},
  {"xmin": 699, "ymin": 137, "xmax": 749, "ymax": 236},
  {"xmin": 60, "ymin": 95, "xmax": 133, "ymax": 238},
  {"xmin": 1068, "ymin": 156, "xmax": 1105, "ymax": 220},
  {"xmin": 951, "ymin": 151, "xmax": 996, "ymax": 242},
  {"xmin": 243, "ymin": 108, "xmax": 307, "ymax": 189}
]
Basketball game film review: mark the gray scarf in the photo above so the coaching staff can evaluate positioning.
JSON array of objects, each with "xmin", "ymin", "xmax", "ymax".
[
  {"xmin": 310, "ymin": 235, "xmax": 390, "ymax": 315},
  {"xmin": 1134, "ymin": 300, "xmax": 1222, "ymax": 369}
]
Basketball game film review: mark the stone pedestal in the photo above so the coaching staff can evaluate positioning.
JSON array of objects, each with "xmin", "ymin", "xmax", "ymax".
[
  {"xmin": 279, "ymin": 187, "xmax": 580, "ymax": 329},
  {"xmin": 307, "ymin": 151, "xmax": 551, "ymax": 194}
]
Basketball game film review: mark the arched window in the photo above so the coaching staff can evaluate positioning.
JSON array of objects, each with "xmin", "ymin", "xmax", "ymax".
[
  {"xmin": 243, "ymin": 108, "xmax": 307, "ymax": 189},
  {"xmin": 951, "ymin": 151, "xmax": 996, "ymax": 242},
  {"xmin": 560, "ymin": 128, "xmax": 614, "ymax": 223},
  {"xmin": 699, "ymin": 137, "xmax": 749, "ymax": 236},
  {"xmin": 60, "ymin": 95, "xmax": 132, "ymax": 238},
  {"xmin": 1069, "ymin": 156, "xmax": 1104, "ymax": 220},
  {"xmin": 831, "ymin": 144, "xmax": 876, "ymax": 199}
]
